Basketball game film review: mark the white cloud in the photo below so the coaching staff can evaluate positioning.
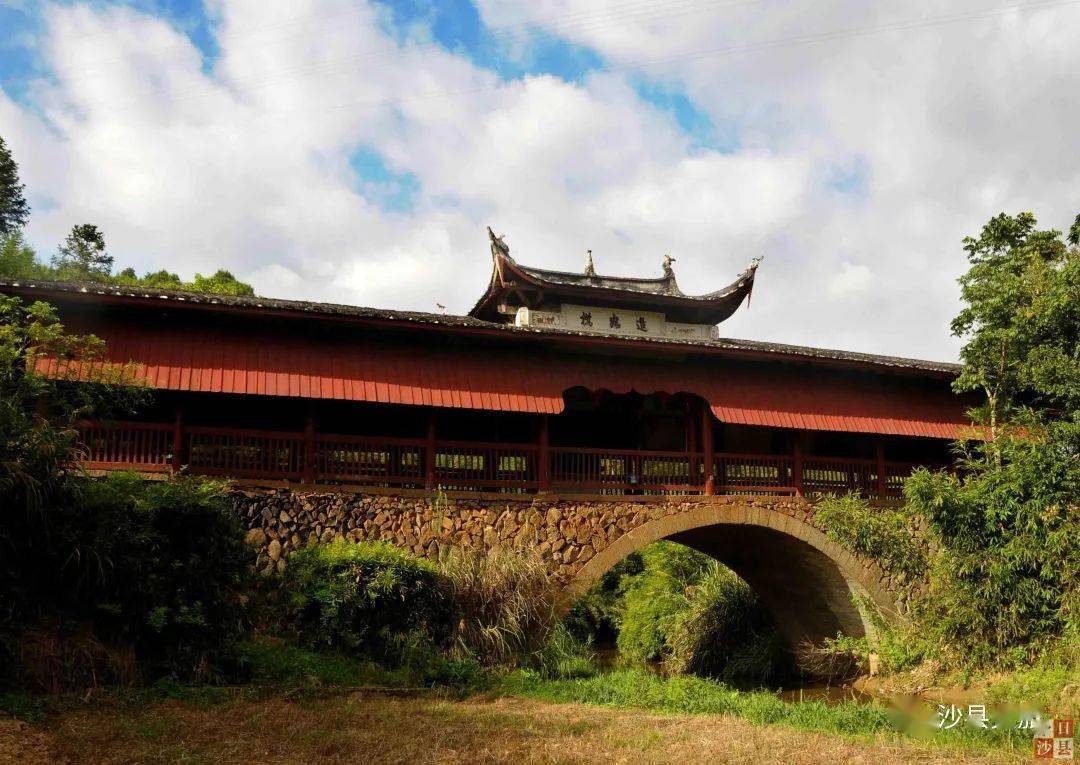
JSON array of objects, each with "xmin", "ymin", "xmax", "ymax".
[
  {"xmin": 828, "ymin": 262, "xmax": 873, "ymax": 298},
  {"xmin": 2, "ymin": 0, "xmax": 1079, "ymax": 363}
]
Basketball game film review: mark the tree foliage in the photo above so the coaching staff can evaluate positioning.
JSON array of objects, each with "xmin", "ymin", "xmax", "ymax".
[
  {"xmin": 1, "ymin": 295, "xmax": 250, "ymax": 684},
  {"xmin": 904, "ymin": 421, "xmax": 1080, "ymax": 666},
  {"xmin": 0, "ymin": 135, "xmax": 30, "ymax": 235},
  {"xmin": 0, "ymin": 296, "xmax": 141, "ymax": 520},
  {"xmin": 952, "ymin": 212, "xmax": 1080, "ymax": 430},
  {"xmin": 819, "ymin": 211, "xmax": 1080, "ymax": 670},
  {"xmin": 114, "ymin": 266, "xmax": 255, "ymax": 297},
  {"xmin": 815, "ymin": 493, "xmax": 927, "ymax": 582},
  {"xmin": 52, "ymin": 224, "xmax": 113, "ymax": 281}
]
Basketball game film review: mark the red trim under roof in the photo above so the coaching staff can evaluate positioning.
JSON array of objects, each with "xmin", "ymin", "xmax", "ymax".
[{"xmin": 40, "ymin": 321, "xmax": 972, "ymax": 439}]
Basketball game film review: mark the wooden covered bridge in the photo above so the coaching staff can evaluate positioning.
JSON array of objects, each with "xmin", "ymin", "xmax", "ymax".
[{"xmin": 0, "ymin": 229, "xmax": 973, "ymax": 645}]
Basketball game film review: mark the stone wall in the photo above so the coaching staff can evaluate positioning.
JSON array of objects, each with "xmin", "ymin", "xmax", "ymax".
[
  {"xmin": 232, "ymin": 487, "xmax": 900, "ymax": 644},
  {"xmin": 235, "ymin": 488, "xmax": 818, "ymax": 582}
]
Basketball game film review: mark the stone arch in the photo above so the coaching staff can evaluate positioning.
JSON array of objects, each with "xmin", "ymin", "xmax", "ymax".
[{"xmin": 560, "ymin": 504, "xmax": 896, "ymax": 648}]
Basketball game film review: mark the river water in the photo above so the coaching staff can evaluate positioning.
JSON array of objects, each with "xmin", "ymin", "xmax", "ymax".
[{"xmin": 593, "ymin": 646, "xmax": 892, "ymax": 707}]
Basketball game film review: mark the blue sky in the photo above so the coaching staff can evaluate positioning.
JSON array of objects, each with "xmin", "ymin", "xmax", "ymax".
[
  {"xmin": 1, "ymin": 0, "xmax": 731, "ymax": 210},
  {"xmin": 2, "ymin": 0, "xmax": 1078, "ymax": 361}
]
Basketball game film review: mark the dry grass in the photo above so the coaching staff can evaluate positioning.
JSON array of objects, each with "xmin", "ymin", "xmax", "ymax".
[
  {"xmin": 438, "ymin": 546, "xmax": 557, "ymax": 667},
  {"xmin": 4, "ymin": 692, "xmax": 1028, "ymax": 765}
]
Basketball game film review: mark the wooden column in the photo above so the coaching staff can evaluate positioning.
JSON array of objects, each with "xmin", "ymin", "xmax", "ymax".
[
  {"xmin": 424, "ymin": 411, "xmax": 437, "ymax": 490},
  {"xmin": 538, "ymin": 415, "xmax": 551, "ymax": 491},
  {"xmin": 793, "ymin": 432, "xmax": 805, "ymax": 498},
  {"xmin": 875, "ymin": 438, "xmax": 887, "ymax": 499},
  {"xmin": 686, "ymin": 402, "xmax": 700, "ymax": 488},
  {"xmin": 302, "ymin": 413, "xmax": 316, "ymax": 484},
  {"xmin": 701, "ymin": 404, "xmax": 715, "ymax": 496},
  {"xmin": 171, "ymin": 407, "xmax": 185, "ymax": 473}
]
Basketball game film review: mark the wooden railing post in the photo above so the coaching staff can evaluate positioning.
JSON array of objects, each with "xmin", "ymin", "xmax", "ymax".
[
  {"xmin": 171, "ymin": 408, "xmax": 184, "ymax": 473},
  {"xmin": 303, "ymin": 414, "xmax": 316, "ymax": 484},
  {"xmin": 875, "ymin": 438, "xmax": 887, "ymax": 499},
  {"xmin": 701, "ymin": 405, "xmax": 715, "ymax": 495},
  {"xmin": 538, "ymin": 415, "xmax": 551, "ymax": 491},
  {"xmin": 424, "ymin": 412, "xmax": 437, "ymax": 490},
  {"xmin": 793, "ymin": 432, "xmax": 805, "ymax": 498}
]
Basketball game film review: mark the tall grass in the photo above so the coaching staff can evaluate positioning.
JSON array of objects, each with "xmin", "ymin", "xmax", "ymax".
[
  {"xmin": 534, "ymin": 623, "xmax": 595, "ymax": 680},
  {"xmin": 438, "ymin": 547, "xmax": 557, "ymax": 667}
]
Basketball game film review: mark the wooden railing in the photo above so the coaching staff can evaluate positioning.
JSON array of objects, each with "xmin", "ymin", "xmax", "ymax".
[
  {"xmin": 551, "ymin": 447, "xmax": 702, "ymax": 492},
  {"xmin": 77, "ymin": 420, "xmax": 174, "ymax": 472},
  {"xmin": 75, "ymin": 420, "xmax": 925, "ymax": 499}
]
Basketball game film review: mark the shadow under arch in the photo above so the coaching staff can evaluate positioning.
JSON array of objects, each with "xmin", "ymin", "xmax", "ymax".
[{"xmin": 560, "ymin": 505, "xmax": 897, "ymax": 648}]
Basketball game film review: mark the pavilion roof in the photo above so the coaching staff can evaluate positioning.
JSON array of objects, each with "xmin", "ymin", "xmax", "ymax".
[{"xmin": 468, "ymin": 227, "xmax": 760, "ymax": 324}]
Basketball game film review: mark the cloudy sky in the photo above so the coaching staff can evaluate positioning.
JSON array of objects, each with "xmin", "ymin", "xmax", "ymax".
[{"xmin": 1, "ymin": 0, "xmax": 1078, "ymax": 361}]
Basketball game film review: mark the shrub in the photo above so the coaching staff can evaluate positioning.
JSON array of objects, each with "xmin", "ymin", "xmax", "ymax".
[
  {"xmin": 905, "ymin": 422, "xmax": 1080, "ymax": 667},
  {"xmin": 814, "ymin": 493, "xmax": 927, "ymax": 582},
  {"xmin": 667, "ymin": 564, "xmax": 788, "ymax": 686},
  {"xmin": 281, "ymin": 541, "xmax": 450, "ymax": 662},
  {"xmin": 437, "ymin": 546, "xmax": 556, "ymax": 667},
  {"xmin": 57, "ymin": 473, "xmax": 254, "ymax": 681}
]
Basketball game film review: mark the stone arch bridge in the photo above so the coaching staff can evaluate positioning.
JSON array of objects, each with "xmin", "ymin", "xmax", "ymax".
[{"xmin": 237, "ymin": 489, "xmax": 897, "ymax": 646}]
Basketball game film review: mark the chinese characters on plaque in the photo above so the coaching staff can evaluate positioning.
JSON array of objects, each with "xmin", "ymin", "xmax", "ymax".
[{"xmin": 513, "ymin": 305, "xmax": 713, "ymax": 341}]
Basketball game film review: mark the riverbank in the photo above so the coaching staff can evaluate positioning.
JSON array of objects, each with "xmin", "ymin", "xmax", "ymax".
[{"xmin": 1, "ymin": 690, "xmax": 1027, "ymax": 765}]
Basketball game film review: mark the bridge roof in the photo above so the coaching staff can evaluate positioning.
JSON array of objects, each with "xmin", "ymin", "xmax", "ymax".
[
  {"xmin": 0, "ymin": 278, "xmax": 960, "ymax": 376},
  {"xmin": 5, "ymin": 279, "xmax": 974, "ymax": 440}
]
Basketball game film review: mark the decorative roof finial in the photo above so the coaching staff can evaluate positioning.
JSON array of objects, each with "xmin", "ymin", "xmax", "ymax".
[
  {"xmin": 662, "ymin": 254, "xmax": 676, "ymax": 279},
  {"xmin": 584, "ymin": 250, "xmax": 596, "ymax": 277},
  {"xmin": 486, "ymin": 225, "xmax": 510, "ymax": 258}
]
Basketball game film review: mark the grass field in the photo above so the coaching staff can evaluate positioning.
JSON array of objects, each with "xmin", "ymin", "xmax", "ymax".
[{"xmin": 0, "ymin": 691, "xmax": 1029, "ymax": 765}]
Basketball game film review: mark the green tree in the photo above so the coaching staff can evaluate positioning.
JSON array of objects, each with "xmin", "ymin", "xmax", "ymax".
[
  {"xmin": 0, "ymin": 136, "xmax": 30, "ymax": 235},
  {"xmin": 894, "ymin": 210, "xmax": 1080, "ymax": 668},
  {"xmin": 191, "ymin": 269, "xmax": 255, "ymax": 296},
  {"xmin": 0, "ymin": 231, "xmax": 46, "ymax": 280},
  {"xmin": 952, "ymin": 212, "xmax": 1080, "ymax": 436},
  {"xmin": 905, "ymin": 420, "xmax": 1080, "ymax": 666},
  {"xmin": 52, "ymin": 224, "xmax": 113, "ymax": 281},
  {"xmin": 112, "ymin": 266, "xmax": 255, "ymax": 296},
  {"xmin": 1, "ymin": 297, "xmax": 251, "ymax": 684}
]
